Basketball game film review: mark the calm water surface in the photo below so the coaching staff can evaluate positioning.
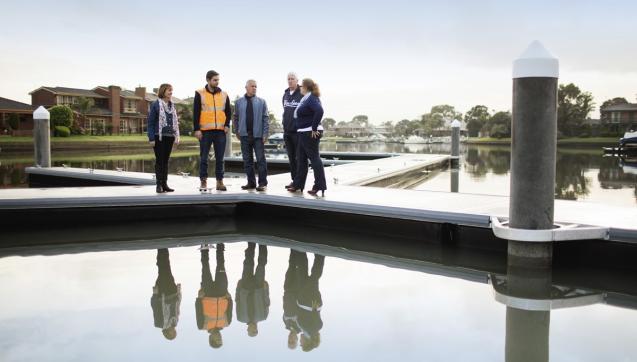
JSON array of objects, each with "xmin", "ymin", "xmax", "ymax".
[
  {"xmin": 0, "ymin": 241, "xmax": 635, "ymax": 362},
  {"xmin": 1, "ymin": 143, "xmax": 635, "ymax": 206}
]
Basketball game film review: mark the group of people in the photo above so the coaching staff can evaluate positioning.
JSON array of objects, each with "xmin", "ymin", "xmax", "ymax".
[
  {"xmin": 151, "ymin": 244, "xmax": 325, "ymax": 352},
  {"xmin": 146, "ymin": 70, "xmax": 327, "ymax": 196}
]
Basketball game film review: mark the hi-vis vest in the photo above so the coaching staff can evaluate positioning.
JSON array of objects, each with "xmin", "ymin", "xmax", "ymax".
[
  {"xmin": 201, "ymin": 296, "xmax": 229, "ymax": 330},
  {"xmin": 197, "ymin": 88, "xmax": 228, "ymax": 131}
]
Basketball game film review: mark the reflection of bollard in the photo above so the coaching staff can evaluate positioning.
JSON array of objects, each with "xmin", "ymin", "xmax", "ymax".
[
  {"xmin": 225, "ymin": 124, "xmax": 232, "ymax": 157},
  {"xmin": 503, "ymin": 265, "xmax": 552, "ymax": 362},
  {"xmin": 33, "ymin": 106, "xmax": 51, "ymax": 167},
  {"xmin": 451, "ymin": 119, "xmax": 461, "ymax": 167},
  {"xmin": 509, "ymin": 41, "xmax": 558, "ymax": 267}
]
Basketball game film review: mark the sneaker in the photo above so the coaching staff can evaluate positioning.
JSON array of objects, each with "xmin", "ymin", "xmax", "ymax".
[
  {"xmin": 256, "ymin": 185, "xmax": 267, "ymax": 192},
  {"xmin": 241, "ymin": 184, "xmax": 256, "ymax": 190}
]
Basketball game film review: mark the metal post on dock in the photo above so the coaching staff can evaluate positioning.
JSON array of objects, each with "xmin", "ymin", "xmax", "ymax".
[
  {"xmin": 33, "ymin": 106, "xmax": 51, "ymax": 168},
  {"xmin": 508, "ymin": 41, "xmax": 559, "ymax": 267},
  {"xmin": 450, "ymin": 119, "xmax": 461, "ymax": 167}
]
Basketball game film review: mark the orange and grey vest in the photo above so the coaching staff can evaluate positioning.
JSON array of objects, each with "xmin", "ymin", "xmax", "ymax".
[
  {"xmin": 201, "ymin": 296, "xmax": 229, "ymax": 330},
  {"xmin": 197, "ymin": 88, "xmax": 228, "ymax": 131}
]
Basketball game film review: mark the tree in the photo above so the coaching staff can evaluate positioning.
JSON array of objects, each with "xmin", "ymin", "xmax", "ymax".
[
  {"xmin": 352, "ymin": 115, "xmax": 369, "ymax": 127},
  {"xmin": 422, "ymin": 105, "xmax": 461, "ymax": 131},
  {"xmin": 71, "ymin": 96, "xmax": 93, "ymax": 135},
  {"xmin": 7, "ymin": 114, "xmax": 20, "ymax": 130},
  {"xmin": 464, "ymin": 105, "xmax": 490, "ymax": 137},
  {"xmin": 557, "ymin": 83, "xmax": 595, "ymax": 137},
  {"xmin": 176, "ymin": 102, "xmax": 193, "ymax": 135},
  {"xmin": 600, "ymin": 97, "xmax": 628, "ymax": 111},
  {"xmin": 394, "ymin": 119, "xmax": 420, "ymax": 137},
  {"xmin": 381, "ymin": 121, "xmax": 394, "ymax": 136},
  {"xmin": 485, "ymin": 111, "xmax": 511, "ymax": 138},
  {"xmin": 49, "ymin": 105, "xmax": 74, "ymax": 128},
  {"xmin": 322, "ymin": 118, "xmax": 336, "ymax": 130}
]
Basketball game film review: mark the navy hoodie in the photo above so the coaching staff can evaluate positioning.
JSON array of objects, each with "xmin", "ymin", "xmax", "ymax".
[{"xmin": 282, "ymin": 87, "xmax": 303, "ymax": 134}]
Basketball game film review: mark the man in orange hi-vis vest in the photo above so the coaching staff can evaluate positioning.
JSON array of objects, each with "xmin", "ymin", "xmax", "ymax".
[
  {"xmin": 193, "ymin": 70, "xmax": 232, "ymax": 191},
  {"xmin": 195, "ymin": 244, "xmax": 232, "ymax": 349}
]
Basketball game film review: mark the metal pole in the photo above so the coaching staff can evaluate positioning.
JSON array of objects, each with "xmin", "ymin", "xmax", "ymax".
[
  {"xmin": 451, "ymin": 119, "xmax": 461, "ymax": 167},
  {"xmin": 450, "ymin": 168, "xmax": 459, "ymax": 192},
  {"xmin": 33, "ymin": 106, "xmax": 51, "ymax": 167},
  {"xmin": 509, "ymin": 41, "xmax": 559, "ymax": 267}
]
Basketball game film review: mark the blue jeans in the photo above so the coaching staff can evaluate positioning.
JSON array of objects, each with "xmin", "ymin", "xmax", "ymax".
[
  {"xmin": 240, "ymin": 136, "xmax": 268, "ymax": 187},
  {"xmin": 199, "ymin": 130, "xmax": 226, "ymax": 181}
]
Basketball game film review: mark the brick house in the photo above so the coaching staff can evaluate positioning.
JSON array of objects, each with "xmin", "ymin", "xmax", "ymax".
[
  {"xmin": 600, "ymin": 102, "xmax": 637, "ymax": 134},
  {"xmin": 0, "ymin": 97, "xmax": 35, "ymax": 136},
  {"xmin": 30, "ymin": 85, "xmax": 149, "ymax": 135}
]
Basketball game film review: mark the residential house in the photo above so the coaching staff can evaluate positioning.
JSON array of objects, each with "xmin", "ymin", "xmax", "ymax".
[
  {"xmin": 600, "ymin": 102, "xmax": 637, "ymax": 134},
  {"xmin": 0, "ymin": 97, "xmax": 35, "ymax": 136}
]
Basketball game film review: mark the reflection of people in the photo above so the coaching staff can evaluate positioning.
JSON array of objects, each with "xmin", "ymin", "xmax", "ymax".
[
  {"xmin": 296, "ymin": 252, "xmax": 325, "ymax": 352},
  {"xmin": 236, "ymin": 243, "xmax": 269, "ymax": 337},
  {"xmin": 150, "ymin": 249, "xmax": 181, "ymax": 340},
  {"xmin": 282, "ymin": 250, "xmax": 302, "ymax": 349},
  {"xmin": 232, "ymin": 80, "xmax": 270, "ymax": 192},
  {"xmin": 195, "ymin": 244, "xmax": 232, "ymax": 349}
]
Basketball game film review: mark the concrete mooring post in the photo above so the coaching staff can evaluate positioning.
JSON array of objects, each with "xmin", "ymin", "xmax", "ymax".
[
  {"xmin": 450, "ymin": 119, "xmax": 461, "ymax": 167},
  {"xmin": 33, "ymin": 106, "xmax": 51, "ymax": 167},
  {"xmin": 508, "ymin": 41, "xmax": 559, "ymax": 267}
]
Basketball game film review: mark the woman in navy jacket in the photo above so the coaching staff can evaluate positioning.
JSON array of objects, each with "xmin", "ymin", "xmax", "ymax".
[{"xmin": 287, "ymin": 78, "xmax": 326, "ymax": 196}]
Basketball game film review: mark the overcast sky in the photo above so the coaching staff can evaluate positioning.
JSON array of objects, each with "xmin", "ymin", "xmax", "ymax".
[{"xmin": 1, "ymin": 0, "xmax": 635, "ymax": 124}]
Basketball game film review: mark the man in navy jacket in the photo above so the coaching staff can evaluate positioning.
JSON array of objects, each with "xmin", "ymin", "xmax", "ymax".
[{"xmin": 282, "ymin": 72, "xmax": 303, "ymax": 188}]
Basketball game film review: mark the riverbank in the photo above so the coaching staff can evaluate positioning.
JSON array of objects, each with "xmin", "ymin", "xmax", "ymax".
[
  {"xmin": 465, "ymin": 137, "xmax": 619, "ymax": 146},
  {"xmin": 0, "ymin": 135, "xmax": 219, "ymax": 152}
]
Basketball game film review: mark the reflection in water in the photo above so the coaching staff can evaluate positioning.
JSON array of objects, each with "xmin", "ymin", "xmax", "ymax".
[
  {"xmin": 236, "ymin": 243, "xmax": 269, "ymax": 338},
  {"xmin": 290, "ymin": 250, "xmax": 325, "ymax": 352},
  {"xmin": 2, "ymin": 144, "xmax": 636, "ymax": 205},
  {"xmin": 151, "ymin": 249, "xmax": 181, "ymax": 341},
  {"xmin": 195, "ymin": 244, "xmax": 232, "ymax": 349}
]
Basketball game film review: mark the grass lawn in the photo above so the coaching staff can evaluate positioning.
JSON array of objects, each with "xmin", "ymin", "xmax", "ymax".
[{"xmin": 0, "ymin": 135, "xmax": 199, "ymax": 144}]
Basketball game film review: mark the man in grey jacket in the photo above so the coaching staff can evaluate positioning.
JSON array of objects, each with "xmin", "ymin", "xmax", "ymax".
[{"xmin": 232, "ymin": 80, "xmax": 270, "ymax": 191}]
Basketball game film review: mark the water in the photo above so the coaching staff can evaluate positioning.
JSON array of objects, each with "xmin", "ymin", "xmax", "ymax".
[
  {"xmin": 0, "ymin": 239, "xmax": 635, "ymax": 362},
  {"xmin": 1, "ymin": 143, "xmax": 634, "ymax": 206}
]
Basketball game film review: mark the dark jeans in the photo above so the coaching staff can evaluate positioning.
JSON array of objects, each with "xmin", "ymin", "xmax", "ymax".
[
  {"xmin": 240, "ymin": 136, "xmax": 268, "ymax": 187},
  {"xmin": 240, "ymin": 243, "xmax": 268, "ymax": 289},
  {"xmin": 201, "ymin": 248, "xmax": 228, "ymax": 298},
  {"xmin": 153, "ymin": 136, "xmax": 174, "ymax": 182},
  {"xmin": 199, "ymin": 130, "xmax": 226, "ymax": 181},
  {"xmin": 294, "ymin": 131, "xmax": 326, "ymax": 190},
  {"xmin": 155, "ymin": 248, "xmax": 178, "ymax": 295},
  {"xmin": 284, "ymin": 132, "xmax": 298, "ymax": 182}
]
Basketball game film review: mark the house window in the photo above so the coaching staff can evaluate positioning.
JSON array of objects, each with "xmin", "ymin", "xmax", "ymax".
[
  {"xmin": 86, "ymin": 118, "xmax": 106, "ymax": 135},
  {"xmin": 611, "ymin": 112, "xmax": 621, "ymax": 123},
  {"xmin": 124, "ymin": 99, "xmax": 137, "ymax": 113},
  {"xmin": 120, "ymin": 119, "xmax": 129, "ymax": 134}
]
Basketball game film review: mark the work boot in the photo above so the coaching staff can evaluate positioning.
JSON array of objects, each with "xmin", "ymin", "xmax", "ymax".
[
  {"xmin": 200, "ymin": 178, "xmax": 207, "ymax": 190},
  {"xmin": 216, "ymin": 179, "xmax": 227, "ymax": 191}
]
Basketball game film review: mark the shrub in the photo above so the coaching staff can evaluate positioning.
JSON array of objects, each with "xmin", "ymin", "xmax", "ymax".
[
  {"xmin": 54, "ymin": 126, "xmax": 71, "ymax": 137},
  {"xmin": 50, "ymin": 105, "xmax": 74, "ymax": 128},
  {"xmin": 7, "ymin": 114, "xmax": 20, "ymax": 130}
]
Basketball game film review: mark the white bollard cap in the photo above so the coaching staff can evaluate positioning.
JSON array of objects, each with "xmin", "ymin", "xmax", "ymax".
[
  {"xmin": 451, "ymin": 119, "xmax": 462, "ymax": 128},
  {"xmin": 33, "ymin": 106, "xmax": 50, "ymax": 120},
  {"xmin": 513, "ymin": 41, "xmax": 559, "ymax": 79}
]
